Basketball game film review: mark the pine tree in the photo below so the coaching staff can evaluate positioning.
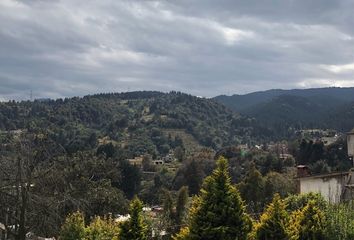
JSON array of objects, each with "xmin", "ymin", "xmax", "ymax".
[
  {"xmin": 162, "ymin": 189, "xmax": 175, "ymax": 234},
  {"xmin": 59, "ymin": 211, "xmax": 86, "ymax": 240},
  {"xmin": 252, "ymin": 193, "xmax": 289, "ymax": 240},
  {"xmin": 120, "ymin": 197, "xmax": 148, "ymax": 240},
  {"xmin": 175, "ymin": 157, "xmax": 252, "ymax": 240},
  {"xmin": 185, "ymin": 159, "xmax": 204, "ymax": 195},
  {"xmin": 238, "ymin": 162, "xmax": 265, "ymax": 214}
]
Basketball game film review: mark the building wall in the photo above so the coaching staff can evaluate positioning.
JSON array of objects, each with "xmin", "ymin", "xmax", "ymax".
[
  {"xmin": 300, "ymin": 176, "xmax": 346, "ymax": 203},
  {"xmin": 348, "ymin": 134, "xmax": 354, "ymax": 157}
]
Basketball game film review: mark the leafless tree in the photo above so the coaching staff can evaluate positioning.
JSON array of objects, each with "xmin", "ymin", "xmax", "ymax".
[{"xmin": 0, "ymin": 132, "xmax": 65, "ymax": 240}]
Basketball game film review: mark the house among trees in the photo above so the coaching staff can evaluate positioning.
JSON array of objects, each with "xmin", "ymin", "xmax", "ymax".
[
  {"xmin": 0, "ymin": 223, "xmax": 5, "ymax": 240},
  {"xmin": 152, "ymin": 159, "xmax": 164, "ymax": 165},
  {"xmin": 297, "ymin": 129, "xmax": 354, "ymax": 203},
  {"xmin": 162, "ymin": 152, "xmax": 175, "ymax": 163},
  {"xmin": 127, "ymin": 155, "xmax": 144, "ymax": 167},
  {"xmin": 279, "ymin": 153, "xmax": 293, "ymax": 161}
]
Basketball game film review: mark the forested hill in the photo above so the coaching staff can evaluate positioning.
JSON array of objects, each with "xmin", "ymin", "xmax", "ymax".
[
  {"xmin": 214, "ymin": 87, "xmax": 354, "ymax": 112},
  {"xmin": 215, "ymin": 87, "xmax": 354, "ymax": 133},
  {"xmin": 0, "ymin": 91, "xmax": 270, "ymax": 157}
]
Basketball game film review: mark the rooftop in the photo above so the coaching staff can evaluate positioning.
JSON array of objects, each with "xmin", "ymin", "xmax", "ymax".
[
  {"xmin": 348, "ymin": 129, "xmax": 354, "ymax": 135},
  {"xmin": 297, "ymin": 171, "xmax": 349, "ymax": 180}
]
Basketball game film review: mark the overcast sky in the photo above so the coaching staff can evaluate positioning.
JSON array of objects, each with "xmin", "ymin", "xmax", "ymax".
[{"xmin": 1, "ymin": 0, "xmax": 354, "ymax": 100}]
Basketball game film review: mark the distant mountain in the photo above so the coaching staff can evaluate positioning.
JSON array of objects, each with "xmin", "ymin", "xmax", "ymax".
[
  {"xmin": 214, "ymin": 87, "xmax": 354, "ymax": 132},
  {"xmin": 214, "ymin": 87, "xmax": 354, "ymax": 112},
  {"xmin": 242, "ymin": 94, "xmax": 345, "ymax": 129},
  {"xmin": 328, "ymin": 103, "xmax": 354, "ymax": 132}
]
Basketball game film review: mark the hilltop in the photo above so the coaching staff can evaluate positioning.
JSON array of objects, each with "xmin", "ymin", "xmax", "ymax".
[
  {"xmin": 215, "ymin": 87, "xmax": 354, "ymax": 112},
  {"xmin": 0, "ymin": 91, "xmax": 270, "ymax": 157}
]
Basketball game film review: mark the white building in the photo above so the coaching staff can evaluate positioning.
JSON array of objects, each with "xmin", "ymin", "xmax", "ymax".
[
  {"xmin": 297, "ymin": 130, "xmax": 354, "ymax": 203},
  {"xmin": 297, "ymin": 168, "xmax": 349, "ymax": 203},
  {"xmin": 347, "ymin": 129, "xmax": 354, "ymax": 162}
]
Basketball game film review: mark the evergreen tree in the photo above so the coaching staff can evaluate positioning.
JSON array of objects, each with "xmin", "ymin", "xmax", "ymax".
[
  {"xmin": 289, "ymin": 200, "xmax": 326, "ymax": 240},
  {"xmin": 175, "ymin": 157, "xmax": 252, "ymax": 240},
  {"xmin": 238, "ymin": 162, "xmax": 265, "ymax": 213},
  {"xmin": 185, "ymin": 159, "xmax": 204, "ymax": 195},
  {"xmin": 162, "ymin": 189, "xmax": 175, "ymax": 234},
  {"xmin": 119, "ymin": 160, "xmax": 141, "ymax": 199},
  {"xmin": 252, "ymin": 193, "xmax": 289, "ymax": 240},
  {"xmin": 85, "ymin": 216, "xmax": 120, "ymax": 240},
  {"xmin": 59, "ymin": 212, "xmax": 86, "ymax": 240},
  {"xmin": 120, "ymin": 197, "xmax": 148, "ymax": 240},
  {"xmin": 285, "ymin": 192, "xmax": 327, "ymax": 212},
  {"xmin": 174, "ymin": 227, "xmax": 191, "ymax": 240},
  {"xmin": 162, "ymin": 189, "xmax": 174, "ymax": 219},
  {"xmin": 264, "ymin": 172, "xmax": 296, "ymax": 202},
  {"xmin": 175, "ymin": 186, "xmax": 189, "ymax": 228}
]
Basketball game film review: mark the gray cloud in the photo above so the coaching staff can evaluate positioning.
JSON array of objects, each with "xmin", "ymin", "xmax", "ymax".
[{"xmin": 0, "ymin": 0, "xmax": 353, "ymax": 100}]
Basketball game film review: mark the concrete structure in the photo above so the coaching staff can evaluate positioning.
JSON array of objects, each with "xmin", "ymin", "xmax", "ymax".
[
  {"xmin": 297, "ymin": 167, "xmax": 354, "ymax": 204},
  {"xmin": 0, "ymin": 222, "xmax": 6, "ymax": 240},
  {"xmin": 26, "ymin": 232, "xmax": 56, "ymax": 240},
  {"xmin": 322, "ymin": 136, "xmax": 339, "ymax": 146},
  {"xmin": 297, "ymin": 130, "xmax": 354, "ymax": 203},
  {"xmin": 152, "ymin": 160, "xmax": 164, "ymax": 165},
  {"xmin": 297, "ymin": 170, "xmax": 349, "ymax": 203},
  {"xmin": 127, "ymin": 156, "xmax": 143, "ymax": 167},
  {"xmin": 162, "ymin": 153, "xmax": 175, "ymax": 163},
  {"xmin": 279, "ymin": 153, "xmax": 293, "ymax": 161},
  {"xmin": 347, "ymin": 130, "xmax": 354, "ymax": 162},
  {"xmin": 239, "ymin": 144, "xmax": 249, "ymax": 152}
]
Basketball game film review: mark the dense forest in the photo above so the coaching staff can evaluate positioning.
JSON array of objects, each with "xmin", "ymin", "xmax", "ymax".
[
  {"xmin": 215, "ymin": 87, "xmax": 354, "ymax": 136},
  {"xmin": 0, "ymin": 91, "xmax": 273, "ymax": 155},
  {"xmin": 0, "ymin": 90, "xmax": 352, "ymax": 239}
]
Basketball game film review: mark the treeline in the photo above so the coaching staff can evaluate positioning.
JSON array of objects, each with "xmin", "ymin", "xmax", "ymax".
[
  {"xmin": 1, "ymin": 129, "xmax": 350, "ymax": 238},
  {"xmin": 59, "ymin": 158, "xmax": 354, "ymax": 240},
  {"xmin": 0, "ymin": 133, "xmax": 138, "ymax": 238},
  {"xmin": 295, "ymin": 138, "xmax": 350, "ymax": 173},
  {"xmin": 0, "ymin": 91, "xmax": 273, "ymax": 155},
  {"xmin": 173, "ymin": 146, "xmax": 296, "ymax": 211}
]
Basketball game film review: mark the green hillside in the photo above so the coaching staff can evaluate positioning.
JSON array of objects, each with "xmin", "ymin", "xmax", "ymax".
[{"xmin": 0, "ymin": 91, "xmax": 269, "ymax": 157}]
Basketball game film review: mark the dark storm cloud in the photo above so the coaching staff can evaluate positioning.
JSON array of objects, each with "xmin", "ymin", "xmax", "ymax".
[{"xmin": 0, "ymin": 0, "xmax": 353, "ymax": 100}]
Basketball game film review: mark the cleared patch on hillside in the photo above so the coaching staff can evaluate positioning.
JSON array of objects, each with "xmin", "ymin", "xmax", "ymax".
[{"xmin": 162, "ymin": 129, "xmax": 203, "ymax": 155}]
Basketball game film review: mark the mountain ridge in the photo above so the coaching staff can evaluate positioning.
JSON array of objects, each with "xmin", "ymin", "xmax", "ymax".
[
  {"xmin": 214, "ymin": 87, "xmax": 354, "ymax": 112},
  {"xmin": 214, "ymin": 87, "xmax": 354, "ymax": 133}
]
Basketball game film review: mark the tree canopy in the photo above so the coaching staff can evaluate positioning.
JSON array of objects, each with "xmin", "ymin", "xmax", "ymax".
[{"xmin": 177, "ymin": 157, "xmax": 252, "ymax": 240}]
